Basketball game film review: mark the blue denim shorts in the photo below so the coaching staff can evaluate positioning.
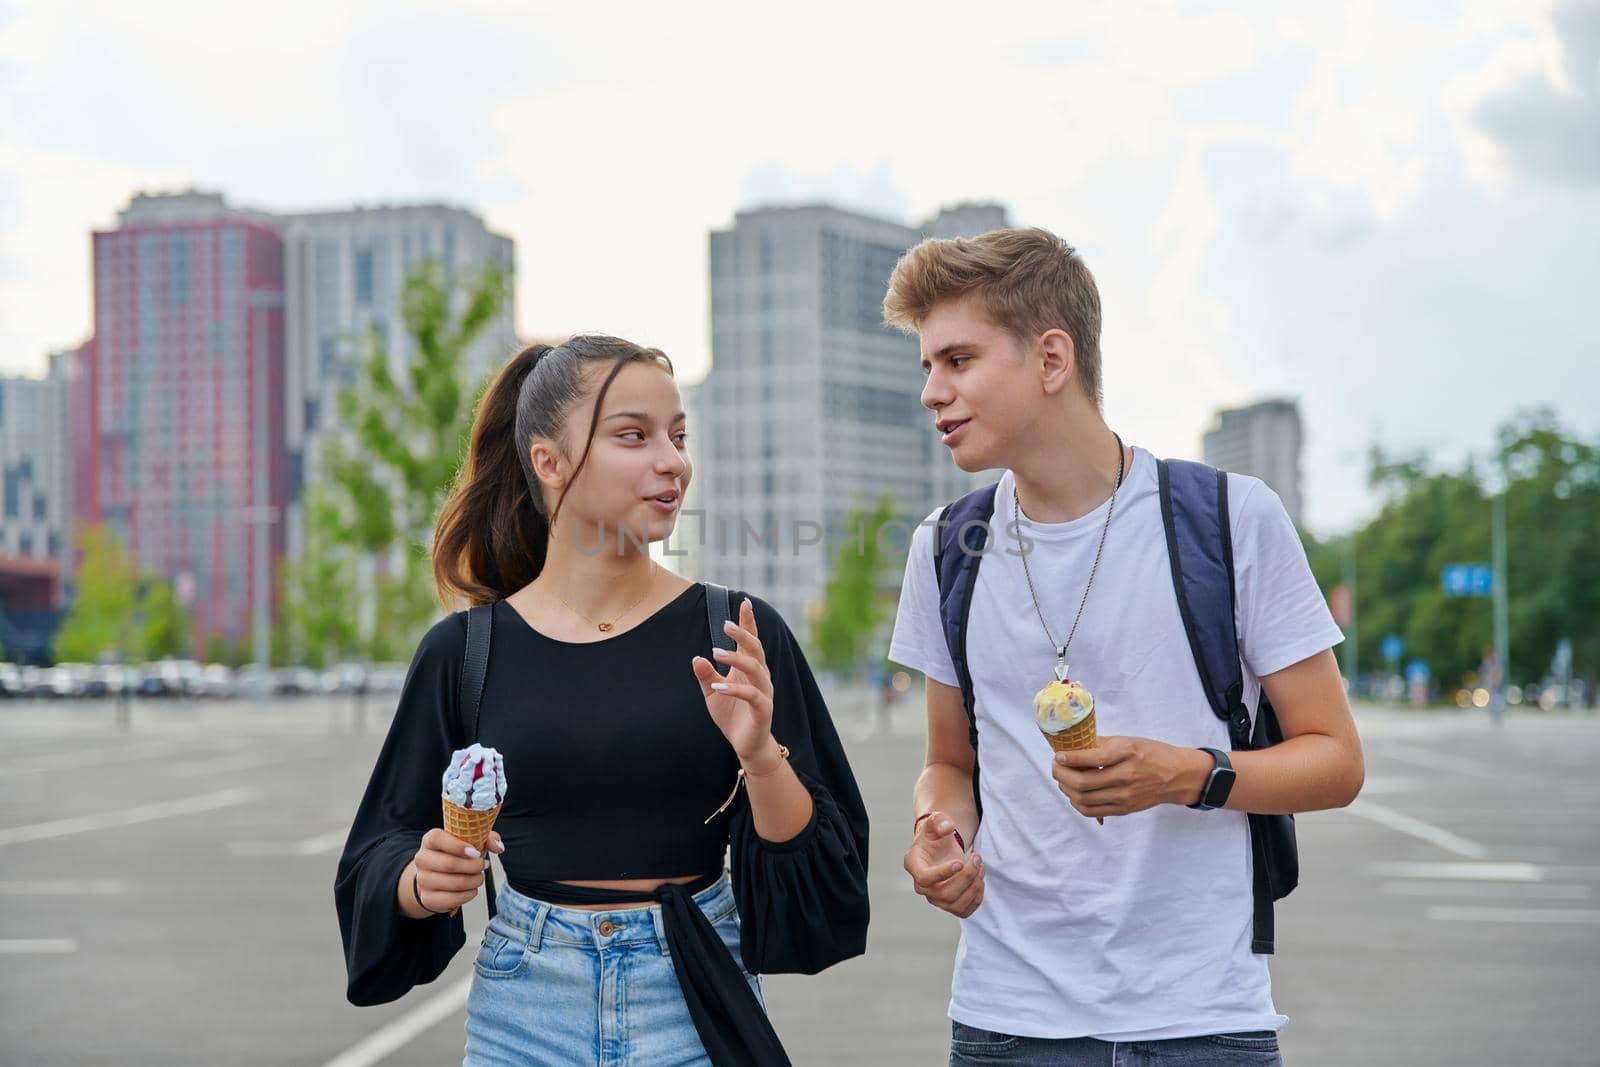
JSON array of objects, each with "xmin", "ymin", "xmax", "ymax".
[
  {"xmin": 949, "ymin": 1021, "xmax": 1282, "ymax": 1066},
  {"xmin": 462, "ymin": 872, "xmax": 763, "ymax": 1067}
]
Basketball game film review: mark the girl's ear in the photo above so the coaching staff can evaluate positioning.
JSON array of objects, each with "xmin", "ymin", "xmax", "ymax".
[{"xmin": 528, "ymin": 440, "xmax": 566, "ymax": 493}]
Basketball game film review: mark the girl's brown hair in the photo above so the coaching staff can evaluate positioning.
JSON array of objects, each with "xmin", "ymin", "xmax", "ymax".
[{"xmin": 432, "ymin": 334, "xmax": 674, "ymax": 607}]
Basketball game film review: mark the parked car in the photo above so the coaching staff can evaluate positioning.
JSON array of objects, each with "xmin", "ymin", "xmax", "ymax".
[
  {"xmin": 235, "ymin": 664, "xmax": 275, "ymax": 700},
  {"xmin": 199, "ymin": 664, "xmax": 237, "ymax": 699},
  {"xmin": 273, "ymin": 667, "xmax": 319, "ymax": 696}
]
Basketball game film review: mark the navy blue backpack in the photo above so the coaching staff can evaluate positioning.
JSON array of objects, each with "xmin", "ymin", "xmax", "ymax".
[{"xmin": 932, "ymin": 458, "xmax": 1297, "ymax": 954}]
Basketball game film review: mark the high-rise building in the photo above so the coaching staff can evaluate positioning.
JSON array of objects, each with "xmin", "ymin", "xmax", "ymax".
[
  {"xmin": 684, "ymin": 201, "xmax": 1008, "ymax": 629},
  {"xmin": 73, "ymin": 191, "xmax": 519, "ymax": 658},
  {"xmin": 1202, "ymin": 398, "xmax": 1305, "ymax": 527},
  {"xmin": 85, "ymin": 193, "xmax": 287, "ymax": 654},
  {"xmin": 278, "ymin": 204, "xmax": 516, "ymax": 559},
  {"xmin": 0, "ymin": 367, "xmax": 69, "ymax": 570}
]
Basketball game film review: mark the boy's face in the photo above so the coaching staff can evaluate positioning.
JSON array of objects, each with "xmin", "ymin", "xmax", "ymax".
[{"xmin": 918, "ymin": 291, "xmax": 1038, "ymax": 473}]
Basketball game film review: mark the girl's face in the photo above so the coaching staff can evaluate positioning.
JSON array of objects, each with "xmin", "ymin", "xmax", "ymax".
[{"xmin": 537, "ymin": 361, "xmax": 693, "ymax": 550}]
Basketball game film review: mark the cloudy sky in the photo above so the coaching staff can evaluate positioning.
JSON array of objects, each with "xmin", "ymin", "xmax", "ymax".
[{"xmin": 2, "ymin": 0, "xmax": 1595, "ymax": 535}]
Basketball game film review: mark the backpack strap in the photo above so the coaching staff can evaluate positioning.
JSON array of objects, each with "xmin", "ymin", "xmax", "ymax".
[
  {"xmin": 459, "ymin": 602, "xmax": 497, "ymax": 920},
  {"xmin": 1157, "ymin": 458, "xmax": 1296, "ymax": 954},
  {"xmin": 932, "ymin": 482, "xmax": 1001, "ymax": 818},
  {"xmin": 703, "ymin": 581, "xmax": 738, "ymax": 675}
]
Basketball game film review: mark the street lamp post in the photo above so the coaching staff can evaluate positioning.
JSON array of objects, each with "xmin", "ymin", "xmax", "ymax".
[{"xmin": 1492, "ymin": 489, "xmax": 1510, "ymax": 707}]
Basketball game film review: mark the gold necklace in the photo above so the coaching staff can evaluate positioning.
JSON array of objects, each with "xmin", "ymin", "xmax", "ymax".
[{"xmin": 553, "ymin": 561, "xmax": 659, "ymax": 632}]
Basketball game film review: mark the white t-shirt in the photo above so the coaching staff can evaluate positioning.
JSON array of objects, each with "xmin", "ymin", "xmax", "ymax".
[{"xmin": 888, "ymin": 447, "xmax": 1344, "ymax": 1042}]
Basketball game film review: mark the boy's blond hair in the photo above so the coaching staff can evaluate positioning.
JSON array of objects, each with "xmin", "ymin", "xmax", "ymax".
[{"xmin": 883, "ymin": 227, "xmax": 1102, "ymax": 405}]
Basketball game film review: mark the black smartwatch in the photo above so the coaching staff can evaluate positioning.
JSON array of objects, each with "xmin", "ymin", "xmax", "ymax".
[{"xmin": 1187, "ymin": 747, "xmax": 1236, "ymax": 811}]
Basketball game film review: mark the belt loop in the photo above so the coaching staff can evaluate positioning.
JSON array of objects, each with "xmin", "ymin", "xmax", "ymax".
[
  {"xmin": 527, "ymin": 901, "xmax": 550, "ymax": 954},
  {"xmin": 650, "ymin": 902, "xmax": 671, "ymax": 956}
]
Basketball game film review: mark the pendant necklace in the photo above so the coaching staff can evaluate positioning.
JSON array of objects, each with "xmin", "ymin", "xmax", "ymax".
[{"xmin": 1017, "ymin": 433, "xmax": 1125, "ymax": 735}]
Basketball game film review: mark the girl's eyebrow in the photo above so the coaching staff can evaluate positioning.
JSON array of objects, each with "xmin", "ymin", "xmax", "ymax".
[{"xmin": 601, "ymin": 411, "xmax": 688, "ymax": 425}]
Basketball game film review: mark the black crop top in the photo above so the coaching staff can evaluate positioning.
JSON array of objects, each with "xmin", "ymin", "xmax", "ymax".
[
  {"xmin": 480, "ymin": 585, "xmax": 737, "ymax": 880},
  {"xmin": 335, "ymin": 583, "xmax": 872, "ymax": 1008}
]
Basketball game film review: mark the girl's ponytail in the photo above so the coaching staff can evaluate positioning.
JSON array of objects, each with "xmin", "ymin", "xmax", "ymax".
[{"xmin": 433, "ymin": 343, "xmax": 551, "ymax": 607}]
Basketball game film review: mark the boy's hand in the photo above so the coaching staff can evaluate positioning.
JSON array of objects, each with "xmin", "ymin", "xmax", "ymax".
[
  {"xmin": 1051, "ymin": 736, "xmax": 1209, "ymax": 818},
  {"xmin": 903, "ymin": 811, "xmax": 985, "ymax": 918}
]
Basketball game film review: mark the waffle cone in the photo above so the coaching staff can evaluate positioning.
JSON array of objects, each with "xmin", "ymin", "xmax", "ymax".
[
  {"xmin": 1043, "ymin": 708, "xmax": 1097, "ymax": 752},
  {"xmin": 441, "ymin": 795, "xmax": 501, "ymax": 851}
]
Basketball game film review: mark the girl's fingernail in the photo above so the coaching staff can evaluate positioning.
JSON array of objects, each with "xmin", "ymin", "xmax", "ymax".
[
  {"xmin": 723, "ymin": 620, "xmax": 737, "ymax": 632},
  {"xmin": 464, "ymin": 846, "xmax": 480, "ymax": 859},
  {"xmin": 713, "ymin": 647, "xmax": 730, "ymax": 658},
  {"xmin": 711, "ymin": 682, "xmax": 729, "ymax": 691}
]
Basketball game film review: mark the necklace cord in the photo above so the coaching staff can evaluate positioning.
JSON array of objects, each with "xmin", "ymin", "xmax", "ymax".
[{"xmin": 1015, "ymin": 433, "xmax": 1126, "ymax": 676}]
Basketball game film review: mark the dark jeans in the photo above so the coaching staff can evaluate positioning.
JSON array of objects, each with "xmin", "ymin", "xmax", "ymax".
[{"xmin": 949, "ymin": 1021, "xmax": 1282, "ymax": 1066}]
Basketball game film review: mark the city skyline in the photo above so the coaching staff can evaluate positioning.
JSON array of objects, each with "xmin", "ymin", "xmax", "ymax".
[{"xmin": 3, "ymin": 1, "xmax": 1596, "ymax": 538}]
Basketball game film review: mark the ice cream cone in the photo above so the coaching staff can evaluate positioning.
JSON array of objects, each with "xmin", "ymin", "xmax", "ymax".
[
  {"xmin": 441, "ymin": 796, "xmax": 501, "ymax": 917},
  {"xmin": 441, "ymin": 795, "xmax": 501, "ymax": 851},
  {"xmin": 1043, "ymin": 707, "xmax": 1097, "ymax": 752}
]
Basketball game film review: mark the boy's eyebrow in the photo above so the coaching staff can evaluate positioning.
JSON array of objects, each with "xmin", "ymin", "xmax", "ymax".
[
  {"xmin": 920, "ymin": 341, "xmax": 977, "ymax": 370},
  {"xmin": 601, "ymin": 411, "xmax": 688, "ymax": 424}
]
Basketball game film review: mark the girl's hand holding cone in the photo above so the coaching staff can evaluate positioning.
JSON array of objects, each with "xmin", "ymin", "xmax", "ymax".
[{"xmin": 406, "ymin": 828, "xmax": 506, "ymax": 918}]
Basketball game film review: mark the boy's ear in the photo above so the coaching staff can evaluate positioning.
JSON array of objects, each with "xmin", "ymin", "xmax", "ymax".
[{"xmin": 1038, "ymin": 329, "xmax": 1077, "ymax": 396}]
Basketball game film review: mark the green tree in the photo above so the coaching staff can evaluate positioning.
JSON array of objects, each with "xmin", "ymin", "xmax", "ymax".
[
  {"xmin": 275, "ymin": 488, "xmax": 361, "ymax": 668},
  {"xmin": 319, "ymin": 259, "xmax": 509, "ymax": 659},
  {"xmin": 1331, "ymin": 410, "xmax": 1600, "ymax": 692},
  {"xmin": 812, "ymin": 495, "xmax": 898, "ymax": 677},
  {"xmin": 134, "ymin": 576, "xmax": 190, "ymax": 661},
  {"xmin": 53, "ymin": 526, "xmax": 139, "ymax": 662}
]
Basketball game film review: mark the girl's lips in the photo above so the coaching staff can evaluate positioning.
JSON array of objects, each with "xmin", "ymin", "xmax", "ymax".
[
  {"xmin": 647, "ymin": 495, "xmax": 680, "ymax": 513},
  {"xmin": 941, "ymin": 419, "xmax": 970, "ymax": 446}
]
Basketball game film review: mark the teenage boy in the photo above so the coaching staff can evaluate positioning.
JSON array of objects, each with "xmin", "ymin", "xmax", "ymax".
[{"xmin": 884, "ymin": 227, "xmax": 1364, "ymax": 1066}]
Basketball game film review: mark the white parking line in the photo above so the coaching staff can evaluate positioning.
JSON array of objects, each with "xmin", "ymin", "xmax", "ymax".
[
  {"xmin": 229, "ymin": 826, "xmax": 350, "ymax": 857},
  {"xmin": 175, "ymin": 751, "xmax": 308, "ymax": 778},
  {"xmin": 0, "ymin": 787, "xmax": 259, "ymax": 847},
  {"xmin": 0, "ymin": 738, "xmax": 193, "ymax": 775},
  {"xmin": 1370, "ymin": 861, "xmax": 1544, "ymax": 881},
  {"xmin": 0, "ymin": 879, "xmax": 127, "ymax": 895},
  {"xmin": 1375, "ymin": 743, "xmax": 1497, "ymax": 779},
  {"xmin": 320, "ymin": 975, "xmax": 471, "ymax": 1067},
  {"xmin": 1427, "ymin": 906, "xmax": 1600, "ymax": 925},
  {"xmin": 1343, "ymin": 800, "xmax": 1488, "ymax": 859},
  {"xmin": 0, "ymin": 939, "xmax": 77, "ymax": 953},
  {"xmin": 1383, "ymin": 881, "xmax": 1589, "ymax": 900}
]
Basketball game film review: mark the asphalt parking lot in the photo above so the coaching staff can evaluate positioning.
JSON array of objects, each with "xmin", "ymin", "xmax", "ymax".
[{"xmin": 2, "ymin": 695, "xmax": 1597, "ymax": 1065}]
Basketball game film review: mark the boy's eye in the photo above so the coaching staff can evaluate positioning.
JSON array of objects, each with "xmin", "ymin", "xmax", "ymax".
[{"xmin": 951, "ymin": 356, "xmax": 970, "ymax": 368}]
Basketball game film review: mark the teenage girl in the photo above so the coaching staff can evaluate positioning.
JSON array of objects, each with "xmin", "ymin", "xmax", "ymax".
[{"xmin": 335, "ymin": 335, "xmax": 870, "ymax": 1066}]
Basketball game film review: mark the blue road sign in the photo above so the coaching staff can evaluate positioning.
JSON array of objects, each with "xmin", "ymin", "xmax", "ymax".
[
  {"xmin": 1442, "ymin": 564, "xmax": 1494, "ymax": 597},
  {"xmin": 1382, "ymin": 634, "xmax": 1404, "ymax": 662},
  {"xmin": 1406, "ymin": 659, "xmax": 1431, "ymax": 684}
]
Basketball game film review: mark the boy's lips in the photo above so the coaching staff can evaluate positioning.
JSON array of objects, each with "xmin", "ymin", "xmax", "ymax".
[{"xmin": 939, "ymin": 418, "xmax": 970, "ymax": 445}]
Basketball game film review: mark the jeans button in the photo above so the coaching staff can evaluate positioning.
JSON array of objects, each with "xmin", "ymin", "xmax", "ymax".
[{"xmin": 598, "ymin": 920, "xmax": 617, "ymax": 937}]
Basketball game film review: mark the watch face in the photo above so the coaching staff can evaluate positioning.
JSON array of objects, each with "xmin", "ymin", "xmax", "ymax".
[{"xmin": 1207, "ymin": 764, "xmax": 1237, "ymax": 808}]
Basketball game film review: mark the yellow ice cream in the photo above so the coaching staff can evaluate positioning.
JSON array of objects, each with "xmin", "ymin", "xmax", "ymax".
[{"xmin": 1034, "ymin": 679, "xmax": 1094, "ymax": 735}]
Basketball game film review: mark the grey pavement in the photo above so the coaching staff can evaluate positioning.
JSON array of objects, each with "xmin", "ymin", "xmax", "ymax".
[{"xmin": 1, "ymin": 695, "xmax": 1597, "ymax": 1065}]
